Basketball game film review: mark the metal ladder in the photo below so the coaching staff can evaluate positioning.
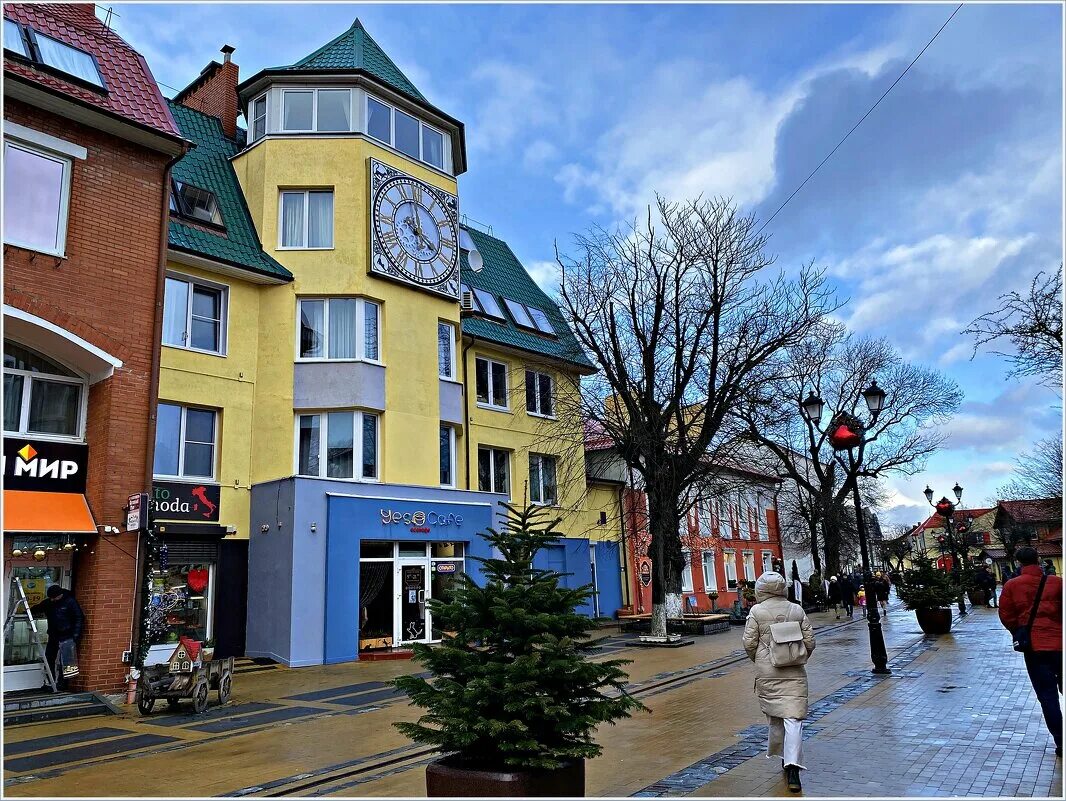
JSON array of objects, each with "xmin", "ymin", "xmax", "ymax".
[{"xmin": 3, "ymin": 577, "xmax": 58, "ymax": 692}]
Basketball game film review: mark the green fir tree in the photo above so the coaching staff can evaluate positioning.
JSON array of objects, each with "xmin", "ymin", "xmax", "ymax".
[{"xmin": 393, "ymin": 503, "xmax": 646, "ymax": 770}]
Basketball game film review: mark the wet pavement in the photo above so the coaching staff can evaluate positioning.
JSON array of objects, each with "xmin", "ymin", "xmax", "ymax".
[{"xmin": 3, "ymin": 603, "xmax": 1061, "ymax": 797}]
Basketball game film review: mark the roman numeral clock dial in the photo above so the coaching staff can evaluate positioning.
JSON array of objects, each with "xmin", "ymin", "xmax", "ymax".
[{"xmin": 370, "ymin": 159, "xmax": 459, "ymax": 298}]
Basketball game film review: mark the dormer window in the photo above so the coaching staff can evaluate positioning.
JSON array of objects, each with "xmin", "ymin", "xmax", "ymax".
[
  {"xmin": 365, "ymin": 94, "xmax": 446, "ymax": 170},
  {"xmin": 171, "ymin": 180, "xmax": 223, "ymax": 227}
]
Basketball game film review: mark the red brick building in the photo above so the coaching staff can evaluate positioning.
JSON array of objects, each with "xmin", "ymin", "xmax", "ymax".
[{"xmin": 3, "ymin": 3, "xmax": 187, "ymax": 691}]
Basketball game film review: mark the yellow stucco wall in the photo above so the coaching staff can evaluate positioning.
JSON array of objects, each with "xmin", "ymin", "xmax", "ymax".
[{"xmin": 157, "ymin": 261, "xmax": 264, "ymax": 540}]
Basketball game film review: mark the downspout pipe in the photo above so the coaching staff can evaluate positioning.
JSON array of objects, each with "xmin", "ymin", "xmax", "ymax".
[{"xmin": 461, "ymin": 332, "xmax": 475, "ymax": 489}]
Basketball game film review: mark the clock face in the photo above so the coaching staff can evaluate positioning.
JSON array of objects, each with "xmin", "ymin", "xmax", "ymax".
[{"xmin": 370, "ymin": 161, "xmax": 459, "ymax": 297}]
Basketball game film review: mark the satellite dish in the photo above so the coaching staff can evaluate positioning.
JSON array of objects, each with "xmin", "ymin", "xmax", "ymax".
[{"xmin": 467, "ymin": 249, "xmax": 484, "ymax": 273}]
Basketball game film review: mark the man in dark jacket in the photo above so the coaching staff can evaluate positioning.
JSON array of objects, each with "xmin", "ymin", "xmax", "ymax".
[
  {"xmin": 999, "ymin": 547, "xmax": 1063, "ymax": 757},
  {"xmin": 839, "ymin": 575, "xmax": 856, "ymax": 618},
  {"xmin": 976, "ymin": 565, "xmax": 998, "ymax": 607},
  {"xmin": 30, "ymin": 585, "xmax": 84, "ymax": 691}
]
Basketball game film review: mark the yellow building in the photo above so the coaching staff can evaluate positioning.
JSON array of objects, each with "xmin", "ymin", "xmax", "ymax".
[{"xmin": 155, "ymin": 23, "xmax": 623, "ymax": 666}]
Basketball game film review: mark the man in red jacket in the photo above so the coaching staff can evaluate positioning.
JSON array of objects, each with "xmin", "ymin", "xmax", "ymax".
[{"xmin": 998, "ymin": 547, "xmax": 1063, "ymax": 757}]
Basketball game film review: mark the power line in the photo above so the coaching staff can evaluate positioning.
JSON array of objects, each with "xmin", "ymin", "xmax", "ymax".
[{"xmin": 757, "ymin": 3, "xmax": 964, "ymax": 235}]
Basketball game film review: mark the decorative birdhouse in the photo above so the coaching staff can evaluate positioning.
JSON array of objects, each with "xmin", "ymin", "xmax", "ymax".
[
  {"xmin": 827, "ymin": 412, "xmax": 864, "ymax": 450},
  {"xmin": 168, "ymin": 636, "xmax": 202, "ymax": 674}
]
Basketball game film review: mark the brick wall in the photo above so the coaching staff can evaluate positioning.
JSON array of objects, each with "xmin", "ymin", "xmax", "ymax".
[
  {"xmin": 177, "ymin": 57, "xmax": 239, "ymax": 138},
  {"xmin": 3, "ymin": 98, "xmax": 170, "ymax": 692}
]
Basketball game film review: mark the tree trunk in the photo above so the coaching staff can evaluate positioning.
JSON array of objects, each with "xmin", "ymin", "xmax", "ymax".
[
  {"xmin": 808, "ymin": 519, "xmax": 822, "ymax": 575},
  {"xmin": 647, "ymin": 487, "xmax": 684, "ymax": 638},
  {"xmin": 822, "ymin": 514, "xmax": 842, "ymax": 578}
]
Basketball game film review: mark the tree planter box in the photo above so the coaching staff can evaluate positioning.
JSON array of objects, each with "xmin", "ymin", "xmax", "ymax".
[
  {"xmin": 915, "ymin": 607, "xmax": 953, "ymax": 635},
  {"xmin": 426, "ymin": 756, "xmax": 584, "ymax": 797},
  {"xmin": 967, "ymin": 589, "xmax": 989, "ymax": 607}
]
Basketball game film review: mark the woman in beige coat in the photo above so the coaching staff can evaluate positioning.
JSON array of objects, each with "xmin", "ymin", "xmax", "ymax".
[{"xmin": 743, "ymin": 571, "xmax": 816, "ymax": 792}]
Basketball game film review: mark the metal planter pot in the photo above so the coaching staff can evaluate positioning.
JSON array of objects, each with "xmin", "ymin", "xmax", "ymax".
[
  {"xmin": 425, "ymin": 756, "xmax": 585, "ymax": 797},
  {"xmin": 914, "ymin": 606, "xmax": 953, "ymax": 635}
]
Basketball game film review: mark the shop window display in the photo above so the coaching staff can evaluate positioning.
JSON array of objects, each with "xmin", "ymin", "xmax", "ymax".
[{"xmin": 147, "ymin": 563, "xmax": 213, "ymax": 647}]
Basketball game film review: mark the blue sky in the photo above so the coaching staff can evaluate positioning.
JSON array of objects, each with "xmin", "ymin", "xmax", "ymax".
[{"xmin": 106, "ymin": 2, "xmax": 1063, "ymax": 526}]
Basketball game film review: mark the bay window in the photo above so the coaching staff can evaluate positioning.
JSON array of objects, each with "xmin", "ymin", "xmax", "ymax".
[
  {"xmin": 279, "ymin": 190, "xmax": 334, "ymax": 249},
  {"xmin": 477, "ymin": 446, "xmax": 509, "ymax": 495},
  {"xmin": 475, "ymin": 357, "xmax": 508, "ymax": 409},
  {"xmin": 528, "ymin": 453, "xmax": 558, "ymax": 506},
  {"xmin": 3, "ymin": 139, "xmax": 71, "ymax": 257},
  {"xmin": 153, "ymin": 403, "xmax": 217, "ymax": 480},
  {"xmin": 251, "ymin": 94, "xmax": 267, "ymax": 141},
  {"xmin": 525, "ymin": 370, "xmax": 554, "ymax": 417},
  {"xmin": 298, "ymin": 297, "xmax": 379, "ymax": 361},
  {"xmin": 297, "ymin": 410, "xmax": 378, "ymax": 480},
  {"xmin": 281, "ymin": 88, "xmax": 353, "ymax": 133},
  {"xmin": 365, "ymin": 94, "xmax": 447, "ymax": 170},
  {"xmin": 3, "ymin": 341, "xmax": 86, "ymax": 439},
  {"xmin": 163, "ymin": 274, "xmax": 227, "ymax": 354}
]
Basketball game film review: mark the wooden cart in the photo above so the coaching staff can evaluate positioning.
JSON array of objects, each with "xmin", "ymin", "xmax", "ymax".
[{"xmin": 137, "ymin": 639, "xmax": 233, "ymax": 715}]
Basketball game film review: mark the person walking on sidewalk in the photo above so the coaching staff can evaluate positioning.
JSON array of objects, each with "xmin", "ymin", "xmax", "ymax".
[
  {"xmin": 998, "ymin": 547, "xmax": 1063, "ymax": 757},
  {"xmin": 857, "ymin": 585, "xmax": 867, "ymax": 617},
  {"xmin": 826, "ymin": 575, "xmax": 842, "ymax": 619},
  {"xmin": 743, "ymin": 571, "xmax": 816, "ymax": 793},
  {"xmin": 976, "ymin": 565, "xmax": 998, "ymax": 608},
  {"xmin": 839, "ymin": 575, "xmax": 856, "ymax": 618},
  {"xmin": 872, "ymin": 572, "xmax": 890, "ymax": 616}
]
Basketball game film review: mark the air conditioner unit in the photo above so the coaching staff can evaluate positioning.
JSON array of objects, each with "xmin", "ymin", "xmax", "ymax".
[{"xmin": 461, "ymin": 290, "xmax": 475, "ymax": 312}]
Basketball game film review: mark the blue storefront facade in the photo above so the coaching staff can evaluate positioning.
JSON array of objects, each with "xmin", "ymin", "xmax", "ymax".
[{"xmin": 246, "ymin": 477, "xmax": 621, "ymax": 666}]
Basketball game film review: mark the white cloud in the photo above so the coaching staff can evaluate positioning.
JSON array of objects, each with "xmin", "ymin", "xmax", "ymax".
[
  {"xmin": 467, "ymin": 61, "xmax": 552, "ymax": 155},
  {"xmin": 525, "ymin": 260, "xmax": 561, "ymax": 293},
  {"xmin": 523, "ymin": 139, "xmax": 559, "ymax": 171}
]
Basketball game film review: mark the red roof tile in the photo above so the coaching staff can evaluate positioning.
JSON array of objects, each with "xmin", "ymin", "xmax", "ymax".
[
  {"xmin": 4, "ymin": 3, "xmax": 180, "ymax": 139},
  {"xmin": 997, "ymin": 498, "xmax": 1063, "ymax": 524}
]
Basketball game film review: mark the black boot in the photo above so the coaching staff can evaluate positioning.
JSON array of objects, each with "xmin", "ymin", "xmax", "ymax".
[{"xmin": 786, "ymin": 765, "xmax": 802, "ymax": 793}]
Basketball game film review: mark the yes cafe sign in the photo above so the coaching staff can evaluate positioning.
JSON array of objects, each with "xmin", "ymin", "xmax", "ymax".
[
  {"xmin": 3, "ymin": 438, "xmax": 88, "ymax": 493},
  {"xmin": 380, "ymin": 508, "xmax": 464, "ymax": 534}
]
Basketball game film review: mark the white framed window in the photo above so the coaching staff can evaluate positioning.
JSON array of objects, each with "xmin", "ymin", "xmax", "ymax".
[
  {"xmin": 296, "ymin": 410, "xmax": 378, "ymax": 480},
  {"xmin": 477, "ymin": 446, "xmax": 510, "ymax": 495},
  {"xmin": 280, "ymin": 88, "xmax": 353, "ymax": 133},
  {"xmin": 681, "ymin": 549, "xmax": 693, "ymax": 593},
  {"xmin": 3, "ymin": 340, "xmax": 86, "ymax": 440},
  {"xmin": 734, "ymin": 494, "xmax": 746, "ymax": 539},
  {"xmin": 251, "ymin": 94, "xmax": 267, "ymax": 141},
  {"xmin": 724, "ymin": 551, "xmax": 738, "ymax": 589},
  {"xmin": 297, "ymin": 298, "xmax": 379, "ymax": 361},
  {"xmin": 162, "ymin": 274, "xmax": 228, "ymax": 355},
  {"xmin": 475, "ymin": 357, "xmax": 508, "ymax": 409},
  {"xmin": 528, "ymin": 453, "xmax": 557, "ymax": 506},
  {"xmin": 281, "ymin": 89, "xmax": 314, "ymax": 132},
  {"xmin": 365, "ymin": 94, "xmax": 447, "ymax": 170},
  {"xmin": 438, "ymin": 322, "xmax": 456, "ymax": 379},
  {"xmin": 279, "ymin": 190, "xmax": 334, "ymax": 249},
  {"xmin": 524, "ymin": 370, "xmax": 554, "ymax": 417},
  {"xmin": 702, "ymin": 550, "xmax": 718, "ymax": 592},
  {"xmin": 3, "ymin": 139, "xmax": 71, "ymax": 257},
  {"xmin": 439, "ymin": 424, "xmax": 455, "ymax": 487},
  {"xmin": 756, "ymin": 493, "xmax": 769, "ymax": 540},
  {"xmin": 761, "ymin": 551, "xmax": 773, "ymax": 576},
  {"xmin": 29, "ymin": 29, "xmax": 104, "ymax": 88},
  {"xmin": 153, "ymin": 402, "xmax": 217, "ymax": 480},
  {"xmin": 743, "ymin": 551, "xmax": 756, "ymax": 581},
  {"xmin": 698, "ymin": 499, "xmax": 712, "ymax": 537}
]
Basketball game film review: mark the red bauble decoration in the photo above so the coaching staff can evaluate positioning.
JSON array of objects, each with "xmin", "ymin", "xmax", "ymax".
[
  {"xmin": 829, "ymin": 424, "xmax": 861, "ymax": 450},
  {"xmin": 187, "ymin": 568, "xmax": 209, "ymax": 593}
]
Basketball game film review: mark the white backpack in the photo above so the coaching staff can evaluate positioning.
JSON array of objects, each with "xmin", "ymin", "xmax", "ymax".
[{"xmin": 768, "ymin": 605, "xmax": 808, "ymax": 668}]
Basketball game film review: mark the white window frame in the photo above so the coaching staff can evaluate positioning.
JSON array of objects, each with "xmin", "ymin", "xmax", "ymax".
[
  {"xmin": 251, "ymin": 93, "xmax": 267, "ymax": 141},
  {"xmin": 761, "ymin": 551, "xmax": 773, "ymax": 576},
  {"xmin": 477, "ymin": 445, "xmax": 510, "ymax": 496},
  {"xmin": 295, "ymin": 297, "xmax": 381, "ymax": 363},
  {"xmin": 702, "ymin": 550, "xmax": 718, "ymax": 592},
  {"xmin": 280, "ymin": 88, "xmax": 316, "ymax": 133},
  {"xmin": 698, "ymin": 499, "xmax": 712, "ymax": 537},
  {"xmin": 278, "ymin": 189, "xmax": 334, "ymax": 250},
  {"xmin": 294, "ymin": 409, "xmax": 380, "ymax": 482},
  {"xmin": 364, "ymin": 93, "xmax": 448, "ymax": 171},
  {"xmin": 475, "ymin": 356, "xmax": 509, "ymax": 410},
  {"xmin": 528, "ymin": 452, "xmax": 558, "ymax": 506},
  {"xmin": 681, "ymin": 549, "xmax": 693, "ymax": 593},
  {"xmin": 163, "ymin": 272, "xmax": 229, "ymax": 356},
  {"xmin": 724, "ymin": 550, "xmax": 738, "ymax": 589},
  {"xmin": 438, "ymin": 321, "xmax": 456, "ymax": 380},
  {"xmin": 439, "ymin": 424, "xmax": 456, "ymax": 488},
  {"xmin": 3, "ymin": 139, "xmax": 72, "ymax": 257},
  {"xmin": 2, "ymin": 342, "xmax": 88, "ymax": 442},
  {"xmin": 743, "ymin": 550, "xmax": 756, "ymax": 582},
  {"xmin": 153, "ymin": 403, "xmax": 218, "ymax": 482},
  {"xmin": 525, "ymin": 369, "xmax": 555, "ymax": 418}
]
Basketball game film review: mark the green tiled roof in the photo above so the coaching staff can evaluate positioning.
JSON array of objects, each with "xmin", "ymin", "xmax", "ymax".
[
  {"xmin": 167, "ymin": 102, "xmax": 292, "ymax": 281},
  {"xmin": 279, "ymin": 19, "xmax": 425, "ymax": 103},
  {"xmin": 460, "ymin": 227, "xmax": 594, "ymax": 372}
]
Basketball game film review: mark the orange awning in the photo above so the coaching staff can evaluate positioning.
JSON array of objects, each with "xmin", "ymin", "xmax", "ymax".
[{"xmin": 3, "ymin": 490, "xmax": 97, "ymax": 533}]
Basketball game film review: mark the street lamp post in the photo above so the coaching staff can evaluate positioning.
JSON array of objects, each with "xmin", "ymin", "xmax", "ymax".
[
  {"xmin": 923, "ymin": 483, "xmax": 968, "ymax": 616},
  {"xmin": 799, "ymin": 380, "xmax": 891, "ymax": 675}
]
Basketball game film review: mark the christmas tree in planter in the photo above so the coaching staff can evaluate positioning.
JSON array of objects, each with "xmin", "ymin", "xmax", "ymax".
[{"xmin": 393, "ymin": 503, "xmax": 645, "ymax": 796}]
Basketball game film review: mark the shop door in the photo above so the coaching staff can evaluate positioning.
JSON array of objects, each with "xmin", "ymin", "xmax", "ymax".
[
  {"xmin": 3, "ymin": 560, "xmax": 71, "ymax": 692},
  {"xmin": 396, "ymin": 561, "xmax": 429, "ymax": 644}
]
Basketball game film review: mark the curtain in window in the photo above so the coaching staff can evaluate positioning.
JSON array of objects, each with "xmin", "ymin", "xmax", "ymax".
[
  {"xmin": 298, "ymin": 415, "xmax": 320, "ymax": 476},
  {"xmin": 162, "ymin": 278, "xmax": 189, "ymax": 346},
  {"xmin": 317, "ymin": 89, "xmax": 351, "ymax": 132},
  {"xmin": 363, "ymin": 302, "xmax": 379, "ymax": 360},
  {"xmin": 283, "ymin": 91, "xmax": 313, "ymax": 130},
  {"xmin": 3, "ymin": 374, "xmax": 23, "ymax": 430},
  {"xmin": 328, "ymin": 299, "xmax": 356, "ymax": 359},
  {"xmin": 28, "ymin": 380, "xmax": 78, "ymax": 436},
  {"xmin": 281, "ymin": 192, "xmax": 305, "ymax": 247},
  {"xmin": 153, "ymin": 403, "xmax": 182, "ymax": 475},
  {"xmin": 362, "ymin": 415, "xmax": 379, "ymax": 479},
  {"xmin": 35, "ymin": 34, "xmax": 100, "ymax": 85},
  {"xmin": 4, "ymin": 143, "xmax": 65, "ymax": 253},
  {"xmin": 307, "ymin": 192, "xmax": 333, "ymax": 248},
  {"xmin": 326, "ymin": 412, "xmax": 354, "ymax": 478},
  {"xmin": 300, "ymin": 300, "xmax": 324, "ymax": 358}
]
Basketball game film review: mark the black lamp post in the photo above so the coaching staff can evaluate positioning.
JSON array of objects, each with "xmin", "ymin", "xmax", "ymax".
[
  {"xmin": 799, "ymin": 379, "xmax": 890, "ymax": 675},
  {"xmin": 923, "ymin": 483, "xmax": 968, "ymax": 616}
]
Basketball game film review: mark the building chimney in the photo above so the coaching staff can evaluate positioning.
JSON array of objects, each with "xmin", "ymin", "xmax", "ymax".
[{"xmin": 177, "ymin": 45, "xmax": 240, "ymax": 139}]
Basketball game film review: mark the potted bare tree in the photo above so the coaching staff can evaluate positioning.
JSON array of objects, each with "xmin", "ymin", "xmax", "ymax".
[{"xmin": 393, "ymin": 504, "xmax": 645, "ymax": 797}]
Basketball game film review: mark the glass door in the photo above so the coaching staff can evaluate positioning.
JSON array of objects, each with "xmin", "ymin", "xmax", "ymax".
[
  {"xmin": 3, "ymin": 559, "xmax": 71, "ymax": 691},
  {"xmin": 396, "ymin": 561, "xmax": 429, "ymax": 644}
]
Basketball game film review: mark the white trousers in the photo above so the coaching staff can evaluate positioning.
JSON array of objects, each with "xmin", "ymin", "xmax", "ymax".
[{"xmin": 766, "ymin": 716, "xmax": 805, "ymax": 769}]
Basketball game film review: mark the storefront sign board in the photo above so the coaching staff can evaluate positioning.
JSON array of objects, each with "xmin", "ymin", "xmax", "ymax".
[
  {"xmin": 3, "ymin": 437, "xmax": 88, "ymax": 493},
  {"xmin": 152, "ymin": 482, "xmax": 221, "ymax": 522}
]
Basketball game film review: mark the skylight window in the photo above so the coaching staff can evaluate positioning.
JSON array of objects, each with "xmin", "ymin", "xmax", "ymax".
[
  {"xmin": 527, "ymin": 306, "xmax": 555, "ymax": 336},
  {"xmin": 32, "ymin": 30, "xmax": 105, "ymax": 88},
  {"xmin": 172, "ymin": 180, "xmax": 223, "ymax": 227},
  {"xmin": 503, "ymin": 298, "xmax": 535, "ymax": 329},
  {"xmin": 4, "ymin": 18, "xmax": 28, "ymax": 58},
  {"xmin": 474, "ymin": 289, "xmax": 504, "ymax": 320}
]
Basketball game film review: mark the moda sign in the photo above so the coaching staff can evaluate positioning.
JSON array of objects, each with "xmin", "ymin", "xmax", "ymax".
[
  {"xmin": 152, "ymin": 481, "xmax": 221, "ymax": 522},
  {"xmin": 3, "ymin": 437, "xmax": 88, "ymax": 493}
]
